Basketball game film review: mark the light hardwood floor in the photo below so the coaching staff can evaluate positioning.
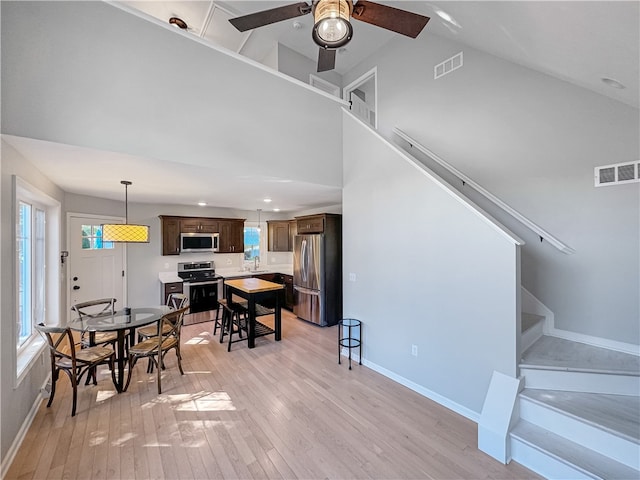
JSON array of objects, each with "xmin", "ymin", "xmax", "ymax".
[{"xmin": 7, "ymin": 310, "xmax": 539, "ymax": 479}]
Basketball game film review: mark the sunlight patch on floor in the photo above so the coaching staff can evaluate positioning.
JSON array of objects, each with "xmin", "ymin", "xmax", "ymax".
[
  {"xmin": 96, "ymin": 390, "xmax": 117, "ymax": 402},
  {"xmin": 111, "ymin": 432, "xmax": 137, "ymax": 446},
  {"xmin": 185, "ymin": 336, "xmax": 210, "ymax": 345},
  {"xmin": 89, "ymin": 430, "xmax": 108, "ymax": 446},
  {"xmin": 141, "ymin": 391, "xmax": 236, "ymax": 411}
]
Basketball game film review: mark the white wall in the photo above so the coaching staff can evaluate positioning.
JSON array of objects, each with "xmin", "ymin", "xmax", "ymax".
[
  {"xmin": 344, "ymin": 33, "xmax": 640, "ymax": 346},
  {"xmin": 342, "ymin": 112, "xmax": 521, "ymax": 414},
  {"xmin": 0, "ymin": 140, "xmax": 65, "ymax": 465},
  {"xmin": 277, "ymin": 43, "xmax": 343, "ymax": 88},
  {"xmin": 2, "ymin": 1, "xmax": 344, "ymax": 190}
]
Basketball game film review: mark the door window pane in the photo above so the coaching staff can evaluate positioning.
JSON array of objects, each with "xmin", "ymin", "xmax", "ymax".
[{"xmin": 81, "ymin": 224, "xmax": 114, "ymax": 250}]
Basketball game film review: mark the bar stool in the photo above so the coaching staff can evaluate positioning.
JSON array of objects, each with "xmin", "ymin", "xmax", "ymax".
[
  {"xmin": 213, "ymin": 299, "xmax": 226, "ymax": 337},
  {"xmin": 338, "ymin": 318, "xmax": 362, "ymax": 370},
  {"xmin": 219, "ymin": 300, "xmax": 247, "ymax": 352}
]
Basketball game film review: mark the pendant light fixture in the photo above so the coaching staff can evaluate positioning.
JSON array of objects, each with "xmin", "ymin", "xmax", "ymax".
[
  {"xmin": 256, "ymin": 208, "xmax": 262, "ymax": 232},
  {"xmin": 102, "ymin": 181, "xmax": 150, "ymax": 243}
]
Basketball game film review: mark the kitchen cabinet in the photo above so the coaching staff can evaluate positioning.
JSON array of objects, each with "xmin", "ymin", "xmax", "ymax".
[
  {"xmin": 289, "ymin": 220, "xmax": 297, "ymax": 250},
  {"xmin": 282, "ymin": 274, "xmax": 294, "ymax": 311},
  {"xmin": 159, "ymin": 216, "xmax": 181, "ymax": 255},
  {"xmin": 255, "ymin": 272, "xmax": 277, "ymax": 283},
  {"xmin": 267, "ymin": 221, "xmax": 291, "ymax": 252},
  {"xmin": 296, "ymin": 214, "xmax": 325, "ymax": 234},
  {"xmin": 181, "ymin": 218, "xmax": 219, "ymax": 233},
  {"xmin": 219, "ymin": 220, "xmax": 244, "ymax": 253},
  {"xmin": 267, "ymin": 220, "xmax": 298, "ymax": 252},
  {"xmin": 162, "ymin": 281, "xmax": 183, "ymax": 305},
  {"xmin": 253, "ymin": 272, "xmax": 292, "ymax": 311},
  {"xmin": 159, "ymin": 215, "xmax": 245, "ymax": 256}
]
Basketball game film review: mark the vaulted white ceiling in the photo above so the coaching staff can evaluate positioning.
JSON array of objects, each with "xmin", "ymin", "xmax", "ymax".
[{"xmin": 2, "ymin": 1, "xmax": 638, "ymax": 212}]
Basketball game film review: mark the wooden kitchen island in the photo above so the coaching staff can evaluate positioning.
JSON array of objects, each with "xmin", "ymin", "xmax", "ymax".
[{"xmin": 224, "ymin": 277, "xmax": 284, "ymax": 348}]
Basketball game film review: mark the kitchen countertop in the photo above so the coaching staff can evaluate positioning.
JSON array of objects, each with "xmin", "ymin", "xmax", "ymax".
[
  {"xmin": 216, "ymin": 265, "xmax": 294, "ymax": 279},
  {"xmin": 158, "ymin": 265, "xmax": 293, "ymax": 284},
  {"xmin": 158, "ymin": 272, "xmax": 182, "ymax": 284}
]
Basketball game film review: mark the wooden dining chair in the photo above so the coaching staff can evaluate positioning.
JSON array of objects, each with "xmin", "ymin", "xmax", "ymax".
[
  {"xmin": 124, "ymin": 306, "xmax": 189, "ymax": 394},
  {"xmin": 71, "ymin": 298, "xmax": 119, "ymax": 348},
  {"xmin": 137, "ymin": 293, "xmax": 188, "ymax": 343},
  {"xmin": 36, "ymin": 323, "xmax": 116, "ymax": 417},
  {"xmin": 166, "ymin": 293, "xmax": 188, "ymax": 310}
]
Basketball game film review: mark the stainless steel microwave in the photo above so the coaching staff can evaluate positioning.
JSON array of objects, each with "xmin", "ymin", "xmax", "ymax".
[{"xmin": 180, "ymin": 232, "xmax": 219, "ymax": 253}]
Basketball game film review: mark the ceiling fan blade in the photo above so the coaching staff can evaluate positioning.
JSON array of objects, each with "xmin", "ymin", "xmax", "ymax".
[
  {"xmin": 351, "ymin": 0, "xmax": 430, "ymax": 38},
  {"xmin": 229, "ymin": 2, "xmax": 312, "ymax": 32},
  {"xmin": 317, "ymin": 48, "xmax": 336, "ymax": 72}
]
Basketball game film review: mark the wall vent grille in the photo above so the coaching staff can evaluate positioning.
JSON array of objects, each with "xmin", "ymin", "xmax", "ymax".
[
  {"xmin": 434, "ymin": 52, "xmax": 463, "ymax": 80},
  {"xmin": 594, "ymin": 161, "xmax": 640, "ymax": 187}
]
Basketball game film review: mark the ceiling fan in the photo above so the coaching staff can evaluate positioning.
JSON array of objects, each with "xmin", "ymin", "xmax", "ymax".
[{"xmin": 228, "ymin": 0, "xmax": 430, "ymax": 72}]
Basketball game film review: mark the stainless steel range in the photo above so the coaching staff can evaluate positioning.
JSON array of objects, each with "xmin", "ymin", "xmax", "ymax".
[{"xmin": 177, "ymin": 261, "xmax": 223, "ymax": 314}]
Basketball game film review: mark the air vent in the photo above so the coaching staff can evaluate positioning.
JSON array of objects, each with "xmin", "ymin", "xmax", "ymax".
[
  {"xmin": 594, "ymin": 161, "xmax": 640, "ymax": 187},
  {"xmin": 434, "ymin": 52, "xmax": 463, "ymax": 80}
]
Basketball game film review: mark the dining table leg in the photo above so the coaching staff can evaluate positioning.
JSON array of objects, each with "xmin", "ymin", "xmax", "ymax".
[{"xmin": 114, "ymin": 330, "xmax": 126, "ymax": 393}]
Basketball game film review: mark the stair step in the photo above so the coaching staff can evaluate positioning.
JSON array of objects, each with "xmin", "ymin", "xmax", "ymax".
[
  {"xmin": 522, "ymin": 312, "xmax": 544, "ymax": 333},
  {"xmin": 521, "ymin": 336, "xmax": 640, "ymax": 375},
  {"xmin": 521, "ymin": 389, "xmax": 640, "ymax": 443},
  {"xmin": 519, "ymin": 389, "xmax": 639, "ymax": 469},
  {"xmin": 511, "ymin": 421, "xmax": 640, "ymax": 480}
]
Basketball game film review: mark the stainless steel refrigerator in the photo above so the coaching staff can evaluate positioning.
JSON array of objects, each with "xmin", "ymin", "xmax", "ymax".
[{"xmin": 293, "ymin": 227, "xmax": 342, "ymax": 327}]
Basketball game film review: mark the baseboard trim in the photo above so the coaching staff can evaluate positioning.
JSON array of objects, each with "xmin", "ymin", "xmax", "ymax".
[
  {"xmin": 1, "ymin": 376, "xmax": 49, "ymax": 479},
  {"xmin": 341, "ymin": 349, "xmax": 479, "ymax": 423},
  {"xmin": 548, "ymin": 328, "xmax": 640, "ymax": 356}
]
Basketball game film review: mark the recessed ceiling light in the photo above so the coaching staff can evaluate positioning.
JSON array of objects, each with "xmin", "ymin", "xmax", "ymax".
[
  {"xmin": 169, "ymin": 17, "xmax": 188, "ymax": 30},
  {"xmin": 263, "ymin": 198, "xmax": 272, "ymax": 203},
  {"xmin": 434, "ymin": 8, "xmax": 461, "ymax": 28},
  {"xmin": 273, "ymin": 208, "xmax": 281, "ymax": 212},
  {"xmin": 292, "ymin": 21, "xmax": 303, "ymax": 30},
  {"xmin": 601, "ymin": 77, "xmax": 626, "ymax": 89},
  {"xmin": 197, "ymin": 201, "xmax": 207, "ymax": 206}
]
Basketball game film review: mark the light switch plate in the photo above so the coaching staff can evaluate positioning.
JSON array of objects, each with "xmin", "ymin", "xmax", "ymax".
[{"xmin": 349, "ymin": 273, "xmax": 356, "ymax": 282}]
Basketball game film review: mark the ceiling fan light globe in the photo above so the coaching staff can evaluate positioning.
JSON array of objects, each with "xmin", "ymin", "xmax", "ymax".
[{"xmin": 312, "ymin": 0, "xmax": 353, "ymax": 48}]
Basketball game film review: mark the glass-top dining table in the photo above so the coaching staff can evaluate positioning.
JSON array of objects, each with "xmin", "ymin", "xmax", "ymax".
[{"xmin": 67, "ymin": 306, "xmax": 171, "ymax": 392}]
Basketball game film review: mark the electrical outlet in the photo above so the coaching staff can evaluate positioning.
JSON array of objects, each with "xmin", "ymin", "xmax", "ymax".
[
  {"xmin": 411, "ymin": 344, "xmax": 418, "ymax": 357},
  {"xmin": 349, "ymin": 273, "xmax": 356, "ymax": 282},
  {"xmin": 226, "ymin": 258, "xmax": 232, "ymax": 265}
]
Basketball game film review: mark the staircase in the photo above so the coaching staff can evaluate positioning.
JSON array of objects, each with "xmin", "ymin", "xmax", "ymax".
[{"xmin": 511, "ymin": 319, "xmax": 640, "ymax": 479}]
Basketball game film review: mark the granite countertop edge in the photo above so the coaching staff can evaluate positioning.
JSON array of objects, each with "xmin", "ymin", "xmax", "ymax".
[{"xmin": 158, "ymin": 265, "xmax": 293, "ymax": 283}]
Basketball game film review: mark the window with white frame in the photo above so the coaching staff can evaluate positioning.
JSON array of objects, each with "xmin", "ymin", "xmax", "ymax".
[
  {"xmin": 16, "ymin": 201, "xmax": 45, "ymax": 349},
  {"xmin": 244, "ymin": 226, "xmax": 261, "ymax": 261},
  {"xmin": 15, "ymin": 176, "xmax": 61, "ymax": 382}
]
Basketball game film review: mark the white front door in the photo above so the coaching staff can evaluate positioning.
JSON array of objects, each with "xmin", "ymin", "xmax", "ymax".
[{"xmin": 68, "ymin": 214, "xmax": 126, "ymax": 322}]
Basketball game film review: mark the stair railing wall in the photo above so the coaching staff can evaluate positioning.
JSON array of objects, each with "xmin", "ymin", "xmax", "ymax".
[{"xmin": 393, "ymin": 128, "xmax": 575, "ymax": 255}]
